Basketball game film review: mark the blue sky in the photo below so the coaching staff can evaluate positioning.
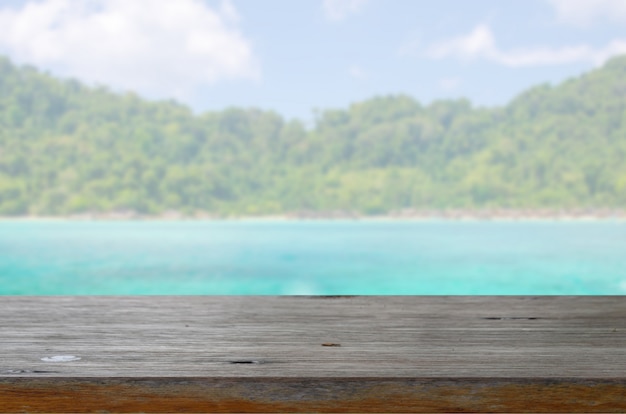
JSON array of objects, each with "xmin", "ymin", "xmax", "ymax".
[{"xmin": 0, "ymin": 0, "xmax": 625, "ymax": 121}]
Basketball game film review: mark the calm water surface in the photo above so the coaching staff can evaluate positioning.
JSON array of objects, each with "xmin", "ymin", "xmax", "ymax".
[{"xmin": 1, "ymin": 220, "xmax": 625, "ymax": 295}]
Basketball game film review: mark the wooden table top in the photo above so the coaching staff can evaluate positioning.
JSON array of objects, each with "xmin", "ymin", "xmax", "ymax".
[{"xmin": 1, "ymin": 296, "xmax": 625, "ymax": 412}]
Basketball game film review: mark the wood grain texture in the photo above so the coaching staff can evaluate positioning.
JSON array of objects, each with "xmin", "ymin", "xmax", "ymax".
[{"xmin": 0, "ymin": 296, "xmax": 625, "ymax": 412}]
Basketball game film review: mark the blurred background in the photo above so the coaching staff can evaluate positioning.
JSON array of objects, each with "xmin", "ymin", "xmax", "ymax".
[{"xmin": 0, "ymin": 0, "xmax": 625, "ymax": 294}]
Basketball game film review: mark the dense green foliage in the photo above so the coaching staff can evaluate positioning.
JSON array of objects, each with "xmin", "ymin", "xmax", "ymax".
[{"xmin": 1, "ymin": 55, "xmax": 625, "ymax": 216}]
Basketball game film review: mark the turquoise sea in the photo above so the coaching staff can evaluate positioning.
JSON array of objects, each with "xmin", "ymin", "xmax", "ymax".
[{"xmin": 1, "ymin": 220, "xmax": 625, "ymax": 295}]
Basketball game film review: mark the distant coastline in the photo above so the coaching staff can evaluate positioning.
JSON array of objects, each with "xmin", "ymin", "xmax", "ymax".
[
  {"xmin": 2, "ymin": 208, "xmax": 626, "ymax": 222},
  {"xmin": 2, "ymin": 56, "xmax": 626, "ymax": 220}
]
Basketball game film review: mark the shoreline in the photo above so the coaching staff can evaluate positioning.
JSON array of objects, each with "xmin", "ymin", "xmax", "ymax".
[{"xmin": 1, "ymin": 209, "xmax": 626, "ymax": 222}]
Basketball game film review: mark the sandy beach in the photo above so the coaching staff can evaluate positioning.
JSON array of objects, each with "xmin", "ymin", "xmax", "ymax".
[{"xmin": 2, "ymin": 208, "xmax": 626, "ymax": 222}]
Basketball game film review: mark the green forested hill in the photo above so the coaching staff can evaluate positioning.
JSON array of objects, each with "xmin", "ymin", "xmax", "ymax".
[{"xmin": 1, "ymin": 55, "xmax": 625, "ymax": 216}]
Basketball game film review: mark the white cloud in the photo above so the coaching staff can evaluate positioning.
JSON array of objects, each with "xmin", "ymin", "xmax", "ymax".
[
  {"xmin": 323, "ymin": 0, "xmax": 367, "ymax": 21},
  {"xmin": 428, "ymin": 24, "xmax": 626, "ymax": 67},
  {"xmin": 548, "ymin": 0, "xmax": 626, "ymax": 26},
  {"xmin": 348, "ymin": 64, "xmax": 368, "ymax": 80},
  {"xmin": 0, "ymin": 0, "xmax": 259, "ymax": 99},
  {"xmin": 429, "ymin": 25, "xmax": 496, "ymax": 60},
  {"xmin": 440, "ymin": 77, "xmax": 461, "ymax": 91},
  {"xmin": 397, "ymin": 37, "xmax": 421, "ymax": 57}
]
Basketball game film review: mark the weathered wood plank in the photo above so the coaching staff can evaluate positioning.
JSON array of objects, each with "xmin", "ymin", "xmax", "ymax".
[{"xmin": 1, "ymin": 296, "xmax": 625, "ymax": 412}]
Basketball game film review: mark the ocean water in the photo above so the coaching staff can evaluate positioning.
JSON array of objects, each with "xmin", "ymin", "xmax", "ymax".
[{"xmin": 1, "ymin": 220, "xmax": 625, "ymax": 295}]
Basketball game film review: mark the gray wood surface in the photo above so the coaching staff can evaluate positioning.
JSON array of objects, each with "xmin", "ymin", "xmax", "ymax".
[{"xmin": 1, "ymin": 296, "xmax": 625, "ymax": 412}]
